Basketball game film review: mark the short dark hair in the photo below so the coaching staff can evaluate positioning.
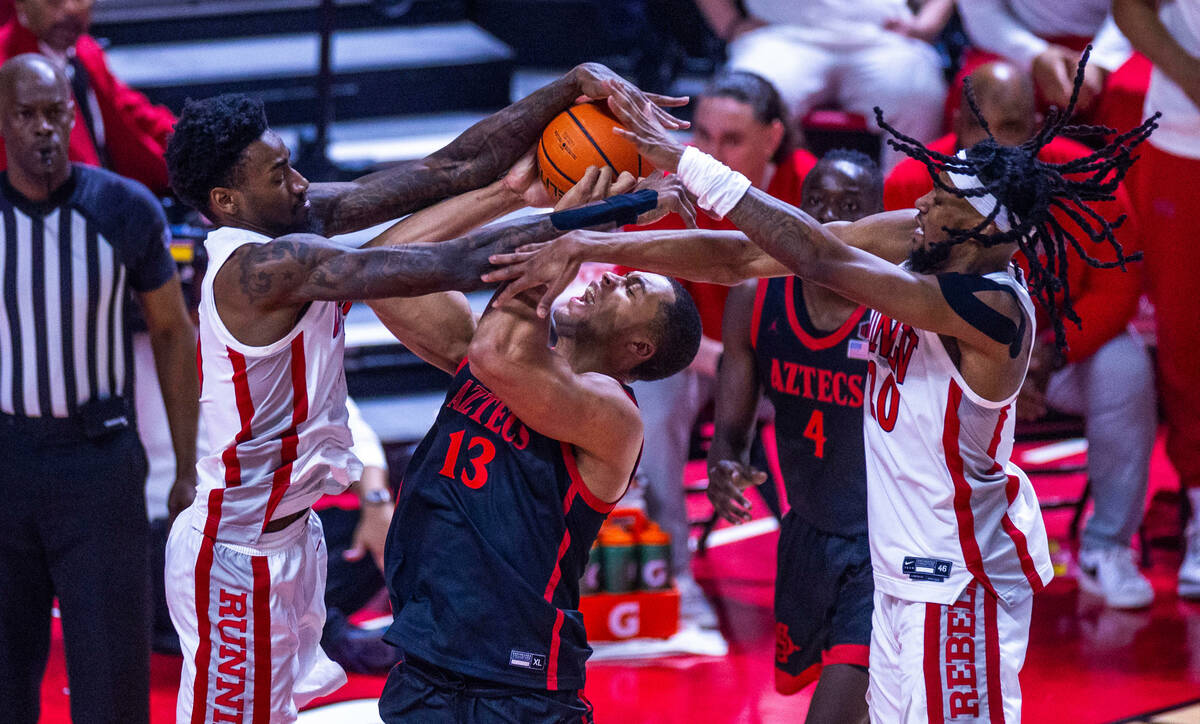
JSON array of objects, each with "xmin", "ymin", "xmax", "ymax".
[
  {"xmin": 813, "ymin": 147, "xmax": 884, "ymax": 206},
  {"xmin": 630, "ymin": 278, "xmax": 702, "ymax": 381},
  {"xmin": 166, "ymin": 94, "xmax": 270, "ymax": 215},
  {"xmin": 700, "ymin": 71, "xmax": 794, "ymax": 165}
]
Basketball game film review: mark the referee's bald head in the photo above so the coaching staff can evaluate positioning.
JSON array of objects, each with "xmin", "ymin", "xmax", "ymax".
[
  {"xmin": 0, "ymin": 53, "xmax": 75, "ymax": 190},
  {"xmin": 0, "ymin": 53, "xmax": 70, "ymax": 104}
]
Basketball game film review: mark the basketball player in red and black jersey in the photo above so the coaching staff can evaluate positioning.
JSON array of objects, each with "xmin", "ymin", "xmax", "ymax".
[
  {"xmin": 373, "ymin": 193, "xmax": 702, "ymax": 719},
  {"xmin": 707, "ymin": 150, "xmax": 893, "ymax": 723}
]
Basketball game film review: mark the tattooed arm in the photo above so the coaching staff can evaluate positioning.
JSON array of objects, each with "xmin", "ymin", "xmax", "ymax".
[
  {"xmin": 607, "ymin": 105, "xmax": 1025, "ymax": 354},
  {"xmin": 214, "ymin": 212, "xmax": 566, "ymax": 347},
  {"xmin": 307, "ymin": 63, "xmax": 687, "ymax": 236},
  {"xmin": 484, "ymin": 212, "xmax": 915, "ymax": 316}
]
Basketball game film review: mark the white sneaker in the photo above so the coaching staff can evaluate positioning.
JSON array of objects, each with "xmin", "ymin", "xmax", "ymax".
[
  {"xmin": 675, "ymin": 573, "xmax": 719, "ymax": 630},
  {"xmin": 1077, "ymin": 546, "xmax": 1154, "ymax": 609},
  {"xmin": 1179, "ymin": 524, "xmax": 1200, "ymax": 599}
]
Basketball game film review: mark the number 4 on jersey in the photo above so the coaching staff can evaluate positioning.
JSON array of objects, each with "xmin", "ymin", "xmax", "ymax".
[{"xmin": 803, "ymin": 410, "xmax": 826, "ymax": 458}]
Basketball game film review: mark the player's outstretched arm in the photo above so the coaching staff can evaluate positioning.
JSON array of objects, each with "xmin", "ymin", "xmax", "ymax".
[
  {"xmin": 307, "ymin": 63, "xmax": 688, "ymax": 237},
  {"xmin": 610, "ymin": 101, "xmax": 1020, "ymax": 353},
  {"xmin": 365, "ymin": 164, "xmax": 642, "ymax": 374},
  {"xmin": 468, "ymin": 289, "xmax": 643, "ymax": 504},
  {"xmin": 484, "ymin": 211, "xmax": 915, "ymax": 317},
  {"xmin": 706, "ymin": 282, "xmax": 767, "ymax": 524}
]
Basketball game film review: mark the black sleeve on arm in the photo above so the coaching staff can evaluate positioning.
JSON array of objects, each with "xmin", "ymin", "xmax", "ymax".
[
  {"xmin": 936, "ymin": 273, "xmax": 1027, "ymax": 359},
  {"xmin": 549, "ymin": 190, "xmax": 658, "ymax": 231}
]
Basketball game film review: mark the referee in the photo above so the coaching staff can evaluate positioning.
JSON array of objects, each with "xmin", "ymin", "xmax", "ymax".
[{"xmin": 0, "ymin": 55, "xmax": 197, "ymax": 724}]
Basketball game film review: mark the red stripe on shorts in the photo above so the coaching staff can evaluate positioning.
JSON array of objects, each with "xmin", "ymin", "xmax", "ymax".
[
  {"xmin": 924, "ymin": 602, "xmax": 944, "ymax": 724},
  {"xmin": 252, "ymin": 556, "xmax": 272, "ymax": 724},
  {"xmin": 984, "ymin": 591, "xmax": 1004, "ymax": 723},
  {"xmin": 191, "ymin": 488, "xmax": 224, "ymax": 724}
]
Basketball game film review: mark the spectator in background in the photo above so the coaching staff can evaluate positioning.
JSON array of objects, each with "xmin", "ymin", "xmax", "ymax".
[
  {"xmin": 694, "ymin": 0, "xmax": 953, "ymax": 170},
  {"xmin": 952, "ymin": 0, "xmax": 1151, "ymax": 135},
  {"xmin": 0, "ymin": 54, "xmax": 197, "ymax": 724},
  {"xmin": 622, "ymin": 71, "xmax": 816, "ymax": 628},
  {"xmin": 885, "ymin": 61, "xmax": 1156, "ymax": 609},
  {"xmin": 0, "ymin": 0, "xmax": 176, "ymax": 194},
  {"xmin": 1114, "ymin": 0, "xmax": 1200, "ymax": 600}
]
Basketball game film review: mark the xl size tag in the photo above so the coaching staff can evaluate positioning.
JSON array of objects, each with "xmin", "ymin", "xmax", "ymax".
[{"xmin": 509, "ymin": 649, "xmax": 546, "ymax": 671}]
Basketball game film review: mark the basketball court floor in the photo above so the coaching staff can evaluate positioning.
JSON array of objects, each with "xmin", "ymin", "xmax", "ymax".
[{"xmin": 37, "ymin": 433, "xmax": 1199, "ymax": 723}]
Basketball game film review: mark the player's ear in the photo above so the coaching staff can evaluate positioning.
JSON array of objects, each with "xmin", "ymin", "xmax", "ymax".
[
  {"xmin": 766, "ymin": 118, "xmax": 785, "ymax": 158},
  {"xmin": 626, "ymin": 336, "xmax": 654, "ymax": 364},
  {"xmin": 210, "ymin": 186, "xmax": 239, "ymax": 217}
]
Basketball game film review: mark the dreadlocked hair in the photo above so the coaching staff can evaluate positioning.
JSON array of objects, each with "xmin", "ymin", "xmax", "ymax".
[{"xmin": 872, "ymin": 46, "xmax": 1159, "ymax": 355}]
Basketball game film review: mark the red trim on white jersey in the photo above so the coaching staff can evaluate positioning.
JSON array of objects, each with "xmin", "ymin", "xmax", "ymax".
[
  {"xmin": 262, "ymin": 335, "xmax": 310, "ymax": 531},
  {"xmin": 1002, "ymin": 475, "xmax": 1047, "ymax": 593},
  {"xmin": 944, "ymin": 379, "xmax": 998, "ymax": 598},
  {"xmin": 221, "ymin": 348, "xmax": 256, "ymax": 486}
]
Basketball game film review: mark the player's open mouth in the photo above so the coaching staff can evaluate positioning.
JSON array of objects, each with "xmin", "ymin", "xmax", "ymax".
[{"xmin": 571, "ymin": 284, "xmax": 597, "ymax": 307}]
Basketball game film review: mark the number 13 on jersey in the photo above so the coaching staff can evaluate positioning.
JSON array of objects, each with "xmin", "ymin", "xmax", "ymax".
[{"xmin": 439, "ymin": 429, "xmax": 496, "ymax": 489}]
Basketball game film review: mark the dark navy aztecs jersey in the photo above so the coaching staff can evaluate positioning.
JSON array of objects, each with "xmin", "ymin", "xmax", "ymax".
[
  {"xmin": 384, "ymin": 360, "xmax": 626, "ymax": 691},
  {"xmin": 752, "ymin": 276, "xmax": 870, "ymax": 536}
]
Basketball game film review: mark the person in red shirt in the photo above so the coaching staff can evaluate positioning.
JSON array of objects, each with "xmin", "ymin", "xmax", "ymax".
[
  {"xmin": 0, "ymin": 0, "xmax": 175, "ymax": 194},
  {"xmin": 619, "ymin": 71, "xmax": 815, "ymax": 628},
  {"xmin": 886, "ymin": 61, "xmax": 1156, "ymax": 609}
]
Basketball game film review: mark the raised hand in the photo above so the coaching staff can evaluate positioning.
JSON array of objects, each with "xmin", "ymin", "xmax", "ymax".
[
  {"xmin": 571, "ymin": 62, "xmax": 690, "ymax": 132},
  {"xmin": 706, "ymin": 459, "xmax": 766, "ymax": 525},
  {"xmin": 502, "ymin": 146, "xmax": 556, "ymax": 208},
  {"xmin": 483, "ymin": 232, "xmax": 591, "ymax": 315},
  {"xmin": 556, "ymin": 166, "xmax": 639, "ymax": 210},
  {"xmin": 608, "ymin": 95, "xmax": 689, "ymax": 174}
]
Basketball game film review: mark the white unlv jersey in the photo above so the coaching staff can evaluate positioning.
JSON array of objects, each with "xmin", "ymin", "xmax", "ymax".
[
  {"xmin": 193, "ymin": 226, "xmax": 361, "ymax": 543},
  {"xmin": 863, "ymin": 267, "xmax": 1053, "ymax": 607}
]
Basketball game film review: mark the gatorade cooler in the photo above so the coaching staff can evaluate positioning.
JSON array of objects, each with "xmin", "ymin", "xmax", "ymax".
[{"xmin": 581, "ymin": 508, "xmax": 680, "ymax": 641}]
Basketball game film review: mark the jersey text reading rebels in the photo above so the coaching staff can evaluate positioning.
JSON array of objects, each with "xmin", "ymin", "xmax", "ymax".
[
  {"xmin": 752, "ymin": 276, "xmax": 869, "ymax": 536},
  {"xmin": 384, "ymin": 360, "xmax": 627, "ymax": 691}
]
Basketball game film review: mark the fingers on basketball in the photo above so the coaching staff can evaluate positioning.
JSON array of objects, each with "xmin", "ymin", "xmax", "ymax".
[{"xmin": 538, "ymin": 101, "xmax": 654, "ymax": 201}]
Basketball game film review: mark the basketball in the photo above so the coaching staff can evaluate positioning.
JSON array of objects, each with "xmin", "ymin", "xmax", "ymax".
[{"xmin": 537, "ymin": 101, "xmax": 653, "ymax": 200}]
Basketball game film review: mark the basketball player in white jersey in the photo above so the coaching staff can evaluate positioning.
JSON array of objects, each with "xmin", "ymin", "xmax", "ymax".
[
  {"xmin": 159, "ymin": 65, "xmax": 689, "ymax": 723},
  {"xmin": 487, "ymin": 51, "xmax": 1156, "ymax": 722}
]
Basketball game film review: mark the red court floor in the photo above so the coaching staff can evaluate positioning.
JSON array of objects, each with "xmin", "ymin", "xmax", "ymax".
[{"xmin": 37, "ymin": 434, "xmax": 1200, "ymax": 723}]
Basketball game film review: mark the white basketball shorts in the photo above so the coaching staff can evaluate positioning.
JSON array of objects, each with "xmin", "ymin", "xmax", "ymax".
[
  {"xmin": 867, "ymin": 580, "xmax": 1032, "ymax": 723},
  {"xmin": 165, "ymin": 505, "xmax": 347, "ymax": 724}
]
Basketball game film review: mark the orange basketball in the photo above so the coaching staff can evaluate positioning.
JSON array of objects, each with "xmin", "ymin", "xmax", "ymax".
[{"xmin": 537, "ymin": 101, "xmax": 653, "ymax": 200}]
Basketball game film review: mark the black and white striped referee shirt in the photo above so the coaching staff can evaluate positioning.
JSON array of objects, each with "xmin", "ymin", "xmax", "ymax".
[{"xmin": 0, "ymin": 165, "xmax": 175, "ymax": 418}]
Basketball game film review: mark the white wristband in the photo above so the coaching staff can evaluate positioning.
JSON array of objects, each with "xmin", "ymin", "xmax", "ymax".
[{"xmin": 676, "ymin": 146, "xmax": 752, "ymax": 219}]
